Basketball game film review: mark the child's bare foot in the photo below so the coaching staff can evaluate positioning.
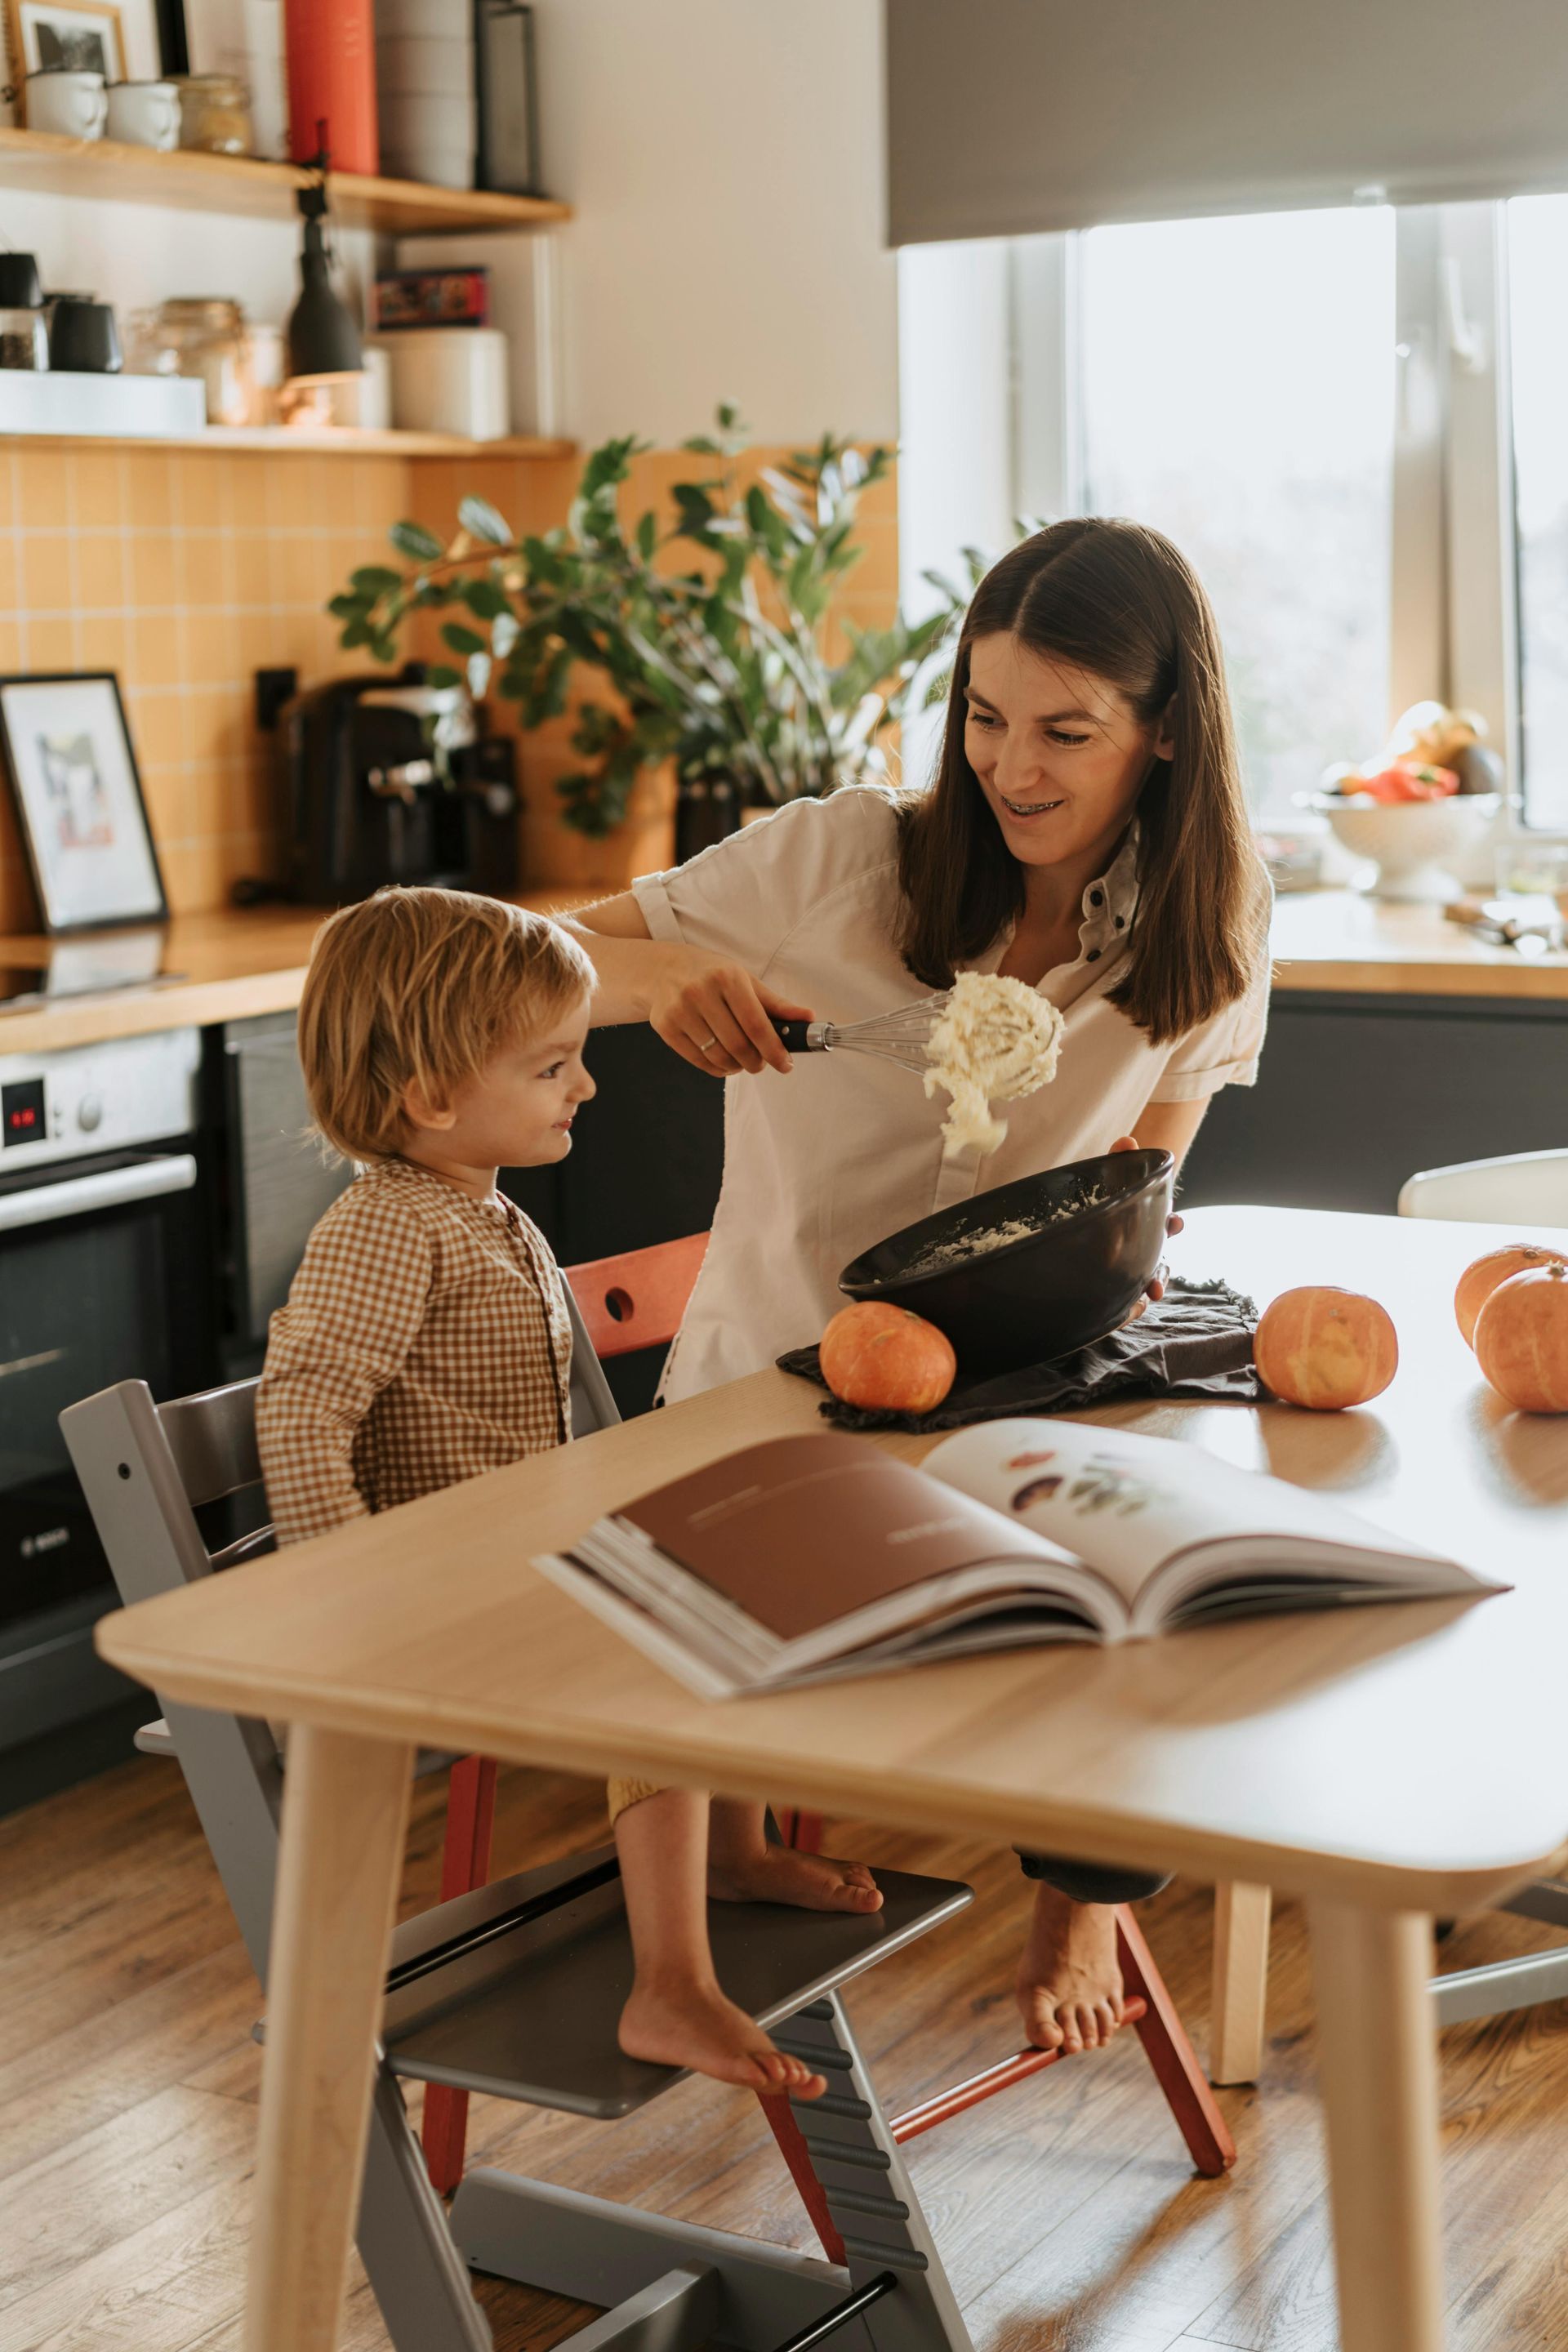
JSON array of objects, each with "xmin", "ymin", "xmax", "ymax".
[
  {"xmin": 619, "ymin": 1974, "xmax": 826, "ymax": 2097},
  {"xmin": 707, "ymin": 1841, "xmax": 883, "ymax": 1914},
  {"xmin": 1015, "ymin": 1886, "xmax": 1125, "ymax": 2054}
]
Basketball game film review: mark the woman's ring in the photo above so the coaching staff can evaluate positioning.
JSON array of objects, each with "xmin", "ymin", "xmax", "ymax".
[{"xmin": 696, "ymin": 1034, "xmax": 719, "ymax": 1054}]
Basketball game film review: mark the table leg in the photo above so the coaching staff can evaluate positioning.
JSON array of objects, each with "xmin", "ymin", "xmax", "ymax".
[
  {"xmin": 1307, "ymin": 1901, "xmax": 1445, "ymax": 2352},
  {"xmin": 1210, "ymin": 1882, "xmax": 1272, "ymax": 2084},
  {"xmin": 246, "ymin": 1726, "xmax": 414, "ymax": 2352}
]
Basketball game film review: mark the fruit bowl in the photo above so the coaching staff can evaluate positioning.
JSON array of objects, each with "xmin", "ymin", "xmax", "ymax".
[
  {"xmin": 838, "ymin": 1148, "xmax": 1174, "ymax": 1374},
  {"xmin": 1310, "ymin": 792, "xmax": 1499, "ymax": 904}
]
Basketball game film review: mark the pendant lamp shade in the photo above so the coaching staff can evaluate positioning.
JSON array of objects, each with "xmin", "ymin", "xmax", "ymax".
[{"xmin": 287, "ymin": 185, "xmax": 363, "ymax": 381}]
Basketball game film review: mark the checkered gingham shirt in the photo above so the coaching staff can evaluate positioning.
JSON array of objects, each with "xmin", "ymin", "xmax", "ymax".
[{"xmin": 256, "ymin": 1156, "xmax": 573, "ymax": 1548}]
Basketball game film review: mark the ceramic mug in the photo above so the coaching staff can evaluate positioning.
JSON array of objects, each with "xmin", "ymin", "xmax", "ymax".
[
  {"xmin": 25, "ymin": 69, "xmax": 108, "ymax": 139},
  {"xmin": 106, "ymin": 79, "xmax": 181, "ymax": 150}
]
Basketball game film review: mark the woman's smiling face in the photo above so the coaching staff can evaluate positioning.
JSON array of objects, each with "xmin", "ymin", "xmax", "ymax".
[{"xmin": 963, "ymin": 632, "xmax": 1173, "ymax": 872}]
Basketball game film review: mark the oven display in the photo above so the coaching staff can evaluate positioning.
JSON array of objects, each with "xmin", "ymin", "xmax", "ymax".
[{"xmin": 2, "ymin": 1077, "xmax": 46, "ymax": 1147}]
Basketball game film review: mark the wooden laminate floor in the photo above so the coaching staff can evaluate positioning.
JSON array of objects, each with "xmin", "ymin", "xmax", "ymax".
[{"xmin": 2, "ymin": 1755, "xmax": 1567, "ymax": 2352}]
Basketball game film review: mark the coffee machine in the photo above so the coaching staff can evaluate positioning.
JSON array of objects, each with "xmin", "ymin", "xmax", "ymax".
[{"xmin": 276, "ymin": 667, "xmax": 519, "ymax": 904}]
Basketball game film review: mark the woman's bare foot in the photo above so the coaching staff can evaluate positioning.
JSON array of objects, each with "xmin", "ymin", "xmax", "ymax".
[
  {"xmin": 1014, "ymin": 1886, "xmax": 1125, "ymax": 2053},
  {"xmin": 707, "ymin": 1839, "xmax": 883, "ymax": 1913},
  {"xmin": 619, "ymin": 1973, "xmax": 826, "ymax": 2096}
]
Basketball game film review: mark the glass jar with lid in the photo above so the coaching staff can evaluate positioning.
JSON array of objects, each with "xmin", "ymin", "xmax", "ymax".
[
  {"xmin": 132, "ymin": 297, "xmax": 256, "ymax": 425},
  {"xmin": 176, "ymin": 73, "xmax": 254, "ymax": 155}
]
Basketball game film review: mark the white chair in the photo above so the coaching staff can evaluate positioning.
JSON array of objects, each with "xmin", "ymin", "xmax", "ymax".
[
  {"xmin": 1398, "ymin": 1148, "xmax": 1568, "ymax": 1227},
  {"xmin": 1213, "ymin": 1147, "xmax": 1568, "ymax": 2084}
]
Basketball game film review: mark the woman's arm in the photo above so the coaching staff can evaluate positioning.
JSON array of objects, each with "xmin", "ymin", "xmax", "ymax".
[{"xmin": 564, "ymin": 893, "xmax": 812, "ymax": 1078}]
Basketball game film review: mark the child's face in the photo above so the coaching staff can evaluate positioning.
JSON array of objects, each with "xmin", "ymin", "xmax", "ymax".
[{"xmin": 408, "ymin": 994, "xmax": 596, "ymax": 1175}]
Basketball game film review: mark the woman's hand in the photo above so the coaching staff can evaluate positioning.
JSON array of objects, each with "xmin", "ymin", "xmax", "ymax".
[
  {"xmin": 646, "ymin": 942, "xmax": 814, "ymax": 1078},
  {"xmin": 1109, "ymin": 1133, "xmax": 1184, "ymax": 1321}
]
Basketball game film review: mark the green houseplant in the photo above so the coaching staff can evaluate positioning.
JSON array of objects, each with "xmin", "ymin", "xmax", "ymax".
[{"xmin": 328, "ymin": 408, "xmax": 969, "ymax": 840}]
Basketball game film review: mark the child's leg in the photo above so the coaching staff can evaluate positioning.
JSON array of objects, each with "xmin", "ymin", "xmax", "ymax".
[
  {"xmin": 707, "ymin": 1801, "xmax": 883, "ymax": 1914},
  {"xmin": 1013, "ymin": 1855, "xmax": 1167, "ymax": 2053},
  {"xmin": 614, "ymin": 1785, "xmax": 826, "ymax": 2096}
]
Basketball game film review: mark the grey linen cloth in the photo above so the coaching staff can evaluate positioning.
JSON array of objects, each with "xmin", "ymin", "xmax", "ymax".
[{"xmin": 777, "ymin": 1275, "xmax": 1259, "ymax": 1434}]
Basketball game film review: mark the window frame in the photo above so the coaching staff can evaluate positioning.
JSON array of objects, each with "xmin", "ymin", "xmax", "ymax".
[{"xmin": 982, "ymin": 204, "xmax": 1562, "ymax": 847}]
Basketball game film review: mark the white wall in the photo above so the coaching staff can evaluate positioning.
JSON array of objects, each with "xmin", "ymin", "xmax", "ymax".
[{"xmin": 525, "ymin": 0, "xmax": 898, "ymax": 447}]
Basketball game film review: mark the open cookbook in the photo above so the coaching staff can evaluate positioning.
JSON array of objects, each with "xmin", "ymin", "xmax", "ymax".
[{"xmin": 533, "ymin": 1418, "xmax": 1507, "ymax": 1699}]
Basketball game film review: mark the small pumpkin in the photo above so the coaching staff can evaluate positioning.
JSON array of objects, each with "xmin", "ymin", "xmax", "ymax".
[
  {"xmin": 1454, "ymin": 1243, "xmax": 1568, "ymax": 1348},
  {"xmin": 820, "ymin": 1302, "xmax": 956, "ymax": 1414},
  {"xmin": 1473, "ymin": 1261, "xmax": 1568, "ymax": 1413},
  {"xmin": 1254, "ymin": 1285, "xmax": 1398, "ymax": 1411}
]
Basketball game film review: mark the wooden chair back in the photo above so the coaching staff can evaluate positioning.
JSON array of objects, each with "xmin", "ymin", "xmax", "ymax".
[{"xmin": 564, "ymin": 1231, "xmax": 710, "ymax": 1361}]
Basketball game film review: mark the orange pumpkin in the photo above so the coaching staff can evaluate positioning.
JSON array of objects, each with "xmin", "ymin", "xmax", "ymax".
[
  {"xmin": 1473, "ymin": 1261, "xmax": 1568, "ymax": 1413},
  {"xmin": 1254, "ymin": 1285, "xmax": 1398, "ymax": 1410},
  {"xmin": 1454, "ymin": 1242, "xmax": 1568, "ymax": 1348},
  {"xmin": 820, "ymin": 1301, "xmax": 956, "ymax": 1413}
]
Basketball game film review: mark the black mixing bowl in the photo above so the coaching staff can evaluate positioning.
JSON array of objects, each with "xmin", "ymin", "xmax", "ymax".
[{"xmin": 839, "ymin": 1148, "xmax": 1175, "ymax": 1374}]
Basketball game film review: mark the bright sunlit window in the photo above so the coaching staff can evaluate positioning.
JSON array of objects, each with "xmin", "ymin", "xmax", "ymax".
[
  {"xmin": 1079, "ymin": 208, "xmax": 1396, "ymax": 822},
  {"xmin": 1508, "ymin": 194, "xmax": 1568, "ymax": 831}
]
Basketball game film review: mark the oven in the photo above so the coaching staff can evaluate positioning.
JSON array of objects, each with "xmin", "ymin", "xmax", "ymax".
[{"xmin": 0, "ymin": 1027, "xmax": 216, "ymax": 1753}]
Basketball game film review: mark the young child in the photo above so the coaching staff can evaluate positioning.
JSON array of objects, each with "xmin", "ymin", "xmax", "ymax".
[{"xmin": 256, "ymin": 884, "xmax": 880, "ymax": 2100}]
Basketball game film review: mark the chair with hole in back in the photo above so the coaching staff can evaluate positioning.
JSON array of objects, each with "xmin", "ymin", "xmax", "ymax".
[{"xmin": 1398, "ymin": 1147, "xmax": 1568, "ymax": 1227}]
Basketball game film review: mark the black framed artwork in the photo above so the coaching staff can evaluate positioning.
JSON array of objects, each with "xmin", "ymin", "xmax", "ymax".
[{"xmin": 0, "ymin": 673, "xmax": 168, "ymax": 933}]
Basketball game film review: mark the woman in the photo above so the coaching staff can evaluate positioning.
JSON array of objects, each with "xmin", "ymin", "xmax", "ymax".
[{"xmin": 567, "ymin": 519, "xmax": 1270, "ymax": 2055}]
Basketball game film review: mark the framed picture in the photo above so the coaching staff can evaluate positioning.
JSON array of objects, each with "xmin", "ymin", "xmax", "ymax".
[
  {"xmin": 0, "ymin": 674, "xmax": 167, "ymax": 934},
  {"xmin": 8, "ymin": 0, "xmax": 162, "ymax": 90}
]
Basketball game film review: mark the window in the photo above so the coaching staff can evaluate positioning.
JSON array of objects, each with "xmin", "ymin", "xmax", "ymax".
[
  {"xmin": 899, "ymin": 200, "xmax": 1568, "ymax": 846},
  {"xmin": 1508, "ymin": 194, "xmax": 1568, "ymax": 830},
  {"xmin": 1078, "ymin": 210, "xmax": 1396, "ymax": 822}
]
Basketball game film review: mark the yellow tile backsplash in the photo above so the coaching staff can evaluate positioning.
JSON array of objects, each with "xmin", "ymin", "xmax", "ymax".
[{"xmin": 0, "ymin": 440, "xmax": 900, "ymax": 932}]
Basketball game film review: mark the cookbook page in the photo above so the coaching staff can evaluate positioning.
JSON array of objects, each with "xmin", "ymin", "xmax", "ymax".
[
  {"xmin": 924, "ymin": 1417, "xmax": 1452, "ymax": 1615},
  {"xmin": 619, "ymin": 1431, "xmax": 1081, "ymax": 1639}
]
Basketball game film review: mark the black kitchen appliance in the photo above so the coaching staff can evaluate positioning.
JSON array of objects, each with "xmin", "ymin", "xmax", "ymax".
[
  {"xmin": 0, "ymin": 1026, "xmax": 218, "ymax": 1760},
  {"xmin": 277, "ymin": 667, "xmax": 519, "ymax": 904}
]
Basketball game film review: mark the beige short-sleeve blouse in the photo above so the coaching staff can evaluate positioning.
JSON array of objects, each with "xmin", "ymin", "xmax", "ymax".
[{"xmin": 632, "ymin": 787, "xmax": 1269, "ymax": 1401}]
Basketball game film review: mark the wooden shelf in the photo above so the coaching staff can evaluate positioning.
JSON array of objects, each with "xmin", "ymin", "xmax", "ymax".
[
  {"xmin": 0, "ymin": 425, "xmax": 575, "ymax": 459},
  {"xmin": 0, "ymin": 124, "xmax": 571, "ymax": 235}
]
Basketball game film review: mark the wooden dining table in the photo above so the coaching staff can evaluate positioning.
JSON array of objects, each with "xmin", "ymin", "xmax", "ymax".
[{"xmin": 97, "ymin": 1204, "xmax": 1568, "ymax": 2352}]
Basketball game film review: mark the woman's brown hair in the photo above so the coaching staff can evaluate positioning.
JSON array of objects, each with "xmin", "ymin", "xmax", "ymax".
[{"xmin": 895, "ymin": 518, "xmax": 1263, "ymax": 1044}]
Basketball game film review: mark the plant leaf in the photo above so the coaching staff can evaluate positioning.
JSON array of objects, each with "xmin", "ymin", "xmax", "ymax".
[
  {"xmin": 457, "ymin": 495, "xmax": 512, "ymax": 546},
  {"xmin": 390, "ymin": 519, "xmax": 443, "ymax": 563},
  {"xmin": 442, "ymin": 621, "xmax": 488, "ymax": 657},
  {"xmin": 350, "ymin": 566, "xmax": 404, "ymax": 595}
]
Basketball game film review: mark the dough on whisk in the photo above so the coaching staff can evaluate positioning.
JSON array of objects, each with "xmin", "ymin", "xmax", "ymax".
[{"xmin": 923, "ymin": 972, "xmax": 1065, "ymax": 1155}]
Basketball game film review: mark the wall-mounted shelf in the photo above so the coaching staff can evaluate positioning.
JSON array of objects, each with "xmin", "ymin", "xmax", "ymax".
[
  {"xmin": 0, "ymin": 425, "xmax": 576, "ymax": 458},
  {"xmin": 0, "ymin": 125, "xmax": 572, "ymax": 236}
]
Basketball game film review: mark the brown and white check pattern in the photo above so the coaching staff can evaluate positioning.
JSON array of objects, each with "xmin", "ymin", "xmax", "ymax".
[{"xmin": 256, "ymin": 1156, "xmax": 573, "ymax": 1549}]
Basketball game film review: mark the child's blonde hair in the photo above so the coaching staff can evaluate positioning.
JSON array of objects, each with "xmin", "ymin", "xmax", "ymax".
[{"xmin": 298, "ymin": 886, "xmax": 595, "ymax": 1162}]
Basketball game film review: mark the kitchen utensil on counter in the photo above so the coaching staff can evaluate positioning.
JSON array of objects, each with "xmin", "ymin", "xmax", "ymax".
[
  {"xmin": 1443, "ymin": 893, "xmax": 1566, "ymax": 955},
  {"xmin": 106, "ymin": 77, "xmax": 181, "ymax": 147},
  {"xmin": 176, "ymin": 69, "xmax": 253, "ymax": 152},
  {"xmin": 130, "ymin": 296, "xmax": 254, "ymax": 422},
  {"xmin": 771, "ymin": 993, "xmax": 951, "ymax": 1072},
  {"xmin": 47, "ymin": 293, "xmax": 122, "ymax": 373},
  {"xmin": 838, "ymin": 1147, "xmax": 1177, "ymax": 1374},
  {"xmin": 25, "ymin": 67, "xmax": 107, "ymax": 136},
  {"xmin": 1307, "ymin": 790, "xmax": 1499, "ymax": 903},
  {"xmin": 274, "ymin": 666, "xmax": 518, "ymax": 903},
  {"xmin": 1494, "ymin": 839, "xmax": 1568, "ymax": 903},
  {"xmin": 0, "ymin": 252, "xmax": 47, "ymax": 372}
]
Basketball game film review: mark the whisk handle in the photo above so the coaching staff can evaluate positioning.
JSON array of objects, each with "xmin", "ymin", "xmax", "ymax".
[{"xmin": 771, "ymin": 1018, "xmax": 816, "ymax": 1054}]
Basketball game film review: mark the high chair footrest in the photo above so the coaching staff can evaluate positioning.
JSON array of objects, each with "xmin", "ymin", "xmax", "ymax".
[{"xmin": 381, "ymin": 1849, "xmax": 972, "ymax": 2120}]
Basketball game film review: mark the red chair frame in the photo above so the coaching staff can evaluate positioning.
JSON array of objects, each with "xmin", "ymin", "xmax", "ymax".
[{"xmin": 420, "ymin": 1233, "xmax": 710, "ymax": 2194}]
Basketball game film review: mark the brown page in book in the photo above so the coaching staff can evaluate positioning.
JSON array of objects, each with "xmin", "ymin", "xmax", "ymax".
[{"xmin": 617, "ymin": 1432, "xmax": 1054, "ymax": 1641}]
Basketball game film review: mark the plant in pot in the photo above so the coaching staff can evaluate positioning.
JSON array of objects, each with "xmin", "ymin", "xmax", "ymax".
[{"xmin": 327, "ymin": 408, "xmax": 972, "ymax": 876}]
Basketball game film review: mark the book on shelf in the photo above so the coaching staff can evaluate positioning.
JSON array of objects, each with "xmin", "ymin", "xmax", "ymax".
[{"xmin": 534, "ymin": 1418, "xmax": 1505, "ymax": 1699}]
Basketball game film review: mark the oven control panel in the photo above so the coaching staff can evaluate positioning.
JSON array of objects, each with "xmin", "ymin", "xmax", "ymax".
[{"xmin": 0, "ymin": 1028, "xmax": 202, "ymax": 1169}]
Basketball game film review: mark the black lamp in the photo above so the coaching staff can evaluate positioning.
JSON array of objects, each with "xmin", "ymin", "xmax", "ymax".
[{"xmin": 286, "ymin": 159, "xmax": 363, "ymax": 385}]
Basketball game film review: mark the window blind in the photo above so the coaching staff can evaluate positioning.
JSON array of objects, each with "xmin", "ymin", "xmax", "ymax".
[{"xmin": 887, "ymin": 0, "xmax": 1568, "ymax": 243}]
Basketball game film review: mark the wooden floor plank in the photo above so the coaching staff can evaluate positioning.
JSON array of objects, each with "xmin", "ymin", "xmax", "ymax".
[{"xmin": 8, "ymin": 1753, "xmax": 1568, "ymax": 2352}]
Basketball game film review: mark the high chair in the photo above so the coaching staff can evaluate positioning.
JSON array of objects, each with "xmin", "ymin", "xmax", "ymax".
[{"xmin": 63, "ymin": 1345, "xmax": 982, "ymax": 2352}]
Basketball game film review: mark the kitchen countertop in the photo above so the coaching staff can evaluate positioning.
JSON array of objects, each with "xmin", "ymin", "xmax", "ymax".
[{"xmin": 2, "ymin": 886, "xmax": 1566, "ymax": 1060}]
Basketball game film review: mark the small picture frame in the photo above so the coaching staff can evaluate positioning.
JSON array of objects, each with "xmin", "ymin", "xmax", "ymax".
[
  {"xmin": 8, "ymin": 0, "xmax": 163, "ymax": 89},
  {"xmin": 0, "ymin": 673, "xmax": 167, "ymax": 934}
]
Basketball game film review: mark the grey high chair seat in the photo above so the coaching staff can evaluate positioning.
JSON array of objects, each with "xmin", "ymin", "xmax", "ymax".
[{"xmin": 62, "ymin": 1288, "xmax": 979, "ymax": 2352}]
